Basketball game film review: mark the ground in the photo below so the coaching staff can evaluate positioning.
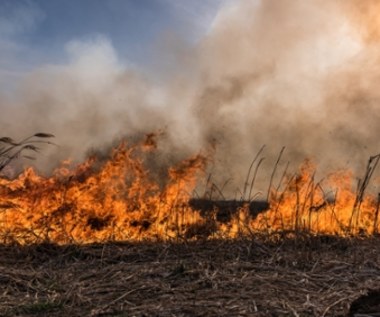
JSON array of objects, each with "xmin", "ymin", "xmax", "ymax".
[{"xmin": 0, "ymin": 234, "xmax": 379, "ymax": 317}]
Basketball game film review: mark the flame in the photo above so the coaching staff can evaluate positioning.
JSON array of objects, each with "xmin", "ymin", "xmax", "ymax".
[
  {"xmin": 0, "ymin": 139, "xmax": 379, "ymax": 244},
  {"xmin": 0, "ymin": 140, "xmax": 207, "ymax": 244},
  {"xmin": 249, "ymin": 160, "xmax": 380, "ymax": 236}
]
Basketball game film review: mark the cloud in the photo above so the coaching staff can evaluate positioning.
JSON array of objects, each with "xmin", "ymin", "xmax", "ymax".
[
  {"xmin": 0, "ymin": 0, "xmax": 45, "ymax": 91},
  {"xmin": 0, "ymin": 0, "xmax": 44, "ymax": 37}
]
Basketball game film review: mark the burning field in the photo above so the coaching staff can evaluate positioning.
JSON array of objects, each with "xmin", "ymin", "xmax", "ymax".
[
  {"xmin": 1, "ymin": 133, "xmax": 380, "ymax": 244},
  {"xmin": 0, "ymin": 133, "xmax": 380, "ymax": 316},
  {"xmin": 1, "ymin": 0, "xmax": 380, "ymax": 316}
]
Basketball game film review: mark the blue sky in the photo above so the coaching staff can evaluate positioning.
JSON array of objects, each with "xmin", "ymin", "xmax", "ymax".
[{"xmin": 0, "ymin": 0, "xmax": 228, "ymax": 88}]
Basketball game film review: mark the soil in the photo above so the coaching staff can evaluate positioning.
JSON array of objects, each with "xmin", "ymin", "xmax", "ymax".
[{"xmin": 0, "ymin": 234, "xmax": 379, "ymax": 317}]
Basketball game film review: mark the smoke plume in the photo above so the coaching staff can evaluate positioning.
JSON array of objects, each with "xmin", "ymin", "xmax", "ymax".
[{"xmin": 1, "ymin": 0, "xmax": 380, "ymax": 195}]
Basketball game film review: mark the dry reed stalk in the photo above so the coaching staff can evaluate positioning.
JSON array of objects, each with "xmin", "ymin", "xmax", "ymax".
[
  {"xmin": 349, "ymin": 154, "xmax": 380, "ymax": 233},
  {"xmin": 0, "ymin": 133, "xmax": 55, "ymax": 173},
  {"xmin": 248, "ymin": 157, "xmax": 265, "ymax": 202},
  {"xmin": 373, "ymin": 193, "xmax": 380, "ymax": 235},
  {"xmin": 266, "ymin": 146, "xmax": 286, "ymax": 201},
  {"xmin": 1, "ymin": 236, "xmax": 379, "ymax": 317},
  {"xmin": 242, "ymin": 145, "xmax": 265, "ymax": 201}
]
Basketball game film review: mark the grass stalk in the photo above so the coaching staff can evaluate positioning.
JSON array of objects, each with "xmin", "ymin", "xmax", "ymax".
[
  {"xmin": 0, "ymin": 133, "xmax": 55, "ymax": 174},
  {"xmin": 349, "ymin": 154, "xmax": 380, "ymax": 233},
  {"xmin": 242, "ymin": 145, "xmax": 265, "ymax": 200},
  {"xmin": 267, "ymin": 147, "xmax": 285, "ymax": 201},
  {"xmin": 373, "ymin": 193, "xmax": 380, "ymax": 235}
]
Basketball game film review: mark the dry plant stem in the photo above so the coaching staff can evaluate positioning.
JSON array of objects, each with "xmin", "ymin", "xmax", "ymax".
[
  {"xmin": 300, "ymin": 174, "xmax": 315, "ymax": 229},
  {"xmin": 295, "ymin": 178, "xmax": 300, "ymax": 232},
  {"xmin": 248, "ymin": 157, "xmax": 265, "ymax": 202},
  {"xmin": 274, "ymin": 174, "xmax": 296, "ymax": 230},
  {"xmin": 308, "ymin": 183, "xmax": 315, "ymax": 231},
  {"xmin": 349, "ymin": 154, "xmax": 380, "ymax": 232},
  {"xmin": 198, "ymin": 173, "xmax": 228, "ymax": 201},
  {"xmin": 373, "ymin": 193, "xmax": 380, "ymax": 235},
  {"xmin": 1, "ymin": 236, "xmax": 378, "ymax": 317},
  {"xmin": 211, "ymin": 181, "xmax": 228, "ymax": 200},
  {"xmin": 321, "ymin": 297, "xmax": 351, "ymax": 317},
  {"xmin": 266, "ymin": 146, "xmax": 286, "ymax": 201},
  {"xmin": 201, "ymin": 173, "xmax": 213, "ymax": 199},
  {"xmin": 242, "ymin": 145, "xmax": 265, "ymax": 200},
  {"xmin": 0, "ymin": 133, "xmax": 55, "ymax": 172},
  {"xmin": 329, "ymin": 189, "xmax": 347, "ymax": 234},
  {"xmin": 275, "ymin": 161, "xmax": 290, "ymax": 200}
]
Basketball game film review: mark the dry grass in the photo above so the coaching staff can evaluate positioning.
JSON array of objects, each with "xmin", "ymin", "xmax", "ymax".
[
  {"xmin": 0, "ymin": 133, "xmax": 55, "ymax": 174},
  {"xmin": 0, "ymin": 234, "xmax": 379, "ymax": 316}
]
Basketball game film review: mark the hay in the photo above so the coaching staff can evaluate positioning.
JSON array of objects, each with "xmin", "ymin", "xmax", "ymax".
[{"xmin": 0, "ymin": 235, "xmax": 379, "ymax": 316}]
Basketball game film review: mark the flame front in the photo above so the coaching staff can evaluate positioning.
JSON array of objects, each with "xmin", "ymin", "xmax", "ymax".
[
  {"xmin": 0, "ymin": 141, "xmax": 207, "ymax": 244},
  {"xmin": 0, "ymin": 141, "xmax": 379, "ymax": 244}
]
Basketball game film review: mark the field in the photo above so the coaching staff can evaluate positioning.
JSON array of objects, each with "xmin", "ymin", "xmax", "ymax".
[
  {"xmin": 1, "ymin": 135, "xmax": 380, "ymax": 316},
  {"xmin": 1, "ymin": 234, "xmax": 379, "ymax": 317}
]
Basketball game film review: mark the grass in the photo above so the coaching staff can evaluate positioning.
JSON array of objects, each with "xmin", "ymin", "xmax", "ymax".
[
  {"xmin": 14, "ymin": 302, "xmax": 64, "ymax": 316},
  {"xmin": 0, "ymin": 133, "xmax": 55, "ymax": 174},
  {"xmin": 0, "ymin": 135, "xmax": 380, "ymax": 315},
  {"xmin": 0, "ymin": 235, "xmax": 379, "ymax": 316},
  {"xmin": 1, "ymin": 137, "xmax": 380, "ymax": 243}
]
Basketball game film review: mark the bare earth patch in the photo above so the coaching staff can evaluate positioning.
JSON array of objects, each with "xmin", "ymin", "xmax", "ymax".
[{"xmin": 0, "ymin": 235, "xmax": 379, "ymax": 317}]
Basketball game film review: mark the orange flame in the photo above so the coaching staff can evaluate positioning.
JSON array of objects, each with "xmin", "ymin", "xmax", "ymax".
[
  {"xmin": 0, "ymin": 140, "xmax": 379, "ymax": 244},
  {"xmin": 249, "ymin": 160, "xmax": 379, "ymax": 236},
  {"xmin": 0, "ymin": 140, "xmax": 207, "ymax": 244}
]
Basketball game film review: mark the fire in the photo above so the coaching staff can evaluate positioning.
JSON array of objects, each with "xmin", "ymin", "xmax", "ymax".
[
  {"xmin": 0, "ymin": 137, "xmax": 379, "ymax": 244},
  {"xmin": 0, "ymin": 139, "xmax": 207, "ymax": 244},
  {"xmin": 251, "ymin": 161, "xmax": 379, "ymax": 236}
]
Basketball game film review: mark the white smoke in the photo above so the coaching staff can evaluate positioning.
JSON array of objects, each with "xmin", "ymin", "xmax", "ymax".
[{"xmin": 2, "ymin": 0, "xmax": 380, "ymax": 194}]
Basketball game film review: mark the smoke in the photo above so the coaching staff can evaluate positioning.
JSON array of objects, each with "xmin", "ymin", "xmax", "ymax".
[
  {"xmin": 2, "ymin": 0, "xmax": 380, "ymax": 194},
  {"xmin": 1, "ymin": 36, "xmax": 162, "ymax": 169},
  {"xmin": 188, "ymin": 0, "xmax": 380, "ymax": 193}
]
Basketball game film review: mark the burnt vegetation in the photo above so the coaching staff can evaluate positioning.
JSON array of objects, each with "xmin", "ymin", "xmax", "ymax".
[{"xmin": 0, "ymin": 236, "xmax": 379, "ymax": 317}]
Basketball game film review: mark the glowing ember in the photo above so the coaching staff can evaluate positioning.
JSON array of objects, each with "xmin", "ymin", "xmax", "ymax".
[{"xmin": 0, "ymin": 139, "xmax": 379, "ymax": 244}]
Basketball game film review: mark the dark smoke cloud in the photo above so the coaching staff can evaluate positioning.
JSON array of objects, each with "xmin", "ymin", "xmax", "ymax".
[{"xmin": 1, "ymin": 0, "xmax": 380, "ymax": 195}]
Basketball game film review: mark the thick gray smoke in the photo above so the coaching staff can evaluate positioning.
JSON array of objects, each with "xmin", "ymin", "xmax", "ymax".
[{"xmin": 1, "ymin": 0, "xmax": 380, "ymax": 195}]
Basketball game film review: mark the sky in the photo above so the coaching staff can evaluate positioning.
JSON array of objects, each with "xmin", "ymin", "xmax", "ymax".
[{"xmin": 0, "ymin": 0, "xmax": 229, "ymax": 90}]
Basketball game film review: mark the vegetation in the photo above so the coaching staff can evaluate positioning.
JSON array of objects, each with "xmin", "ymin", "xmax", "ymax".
[
  {"xmin": 0, "ymin": 235, "xmax": 379, "ymax": 316},
  {"xmin": 0, "ymin": 134, "xmax": 379, "ymax": 315},
  {"xmin": 0, "ymin": 133, "xmax": 55, "ymax": 174}
]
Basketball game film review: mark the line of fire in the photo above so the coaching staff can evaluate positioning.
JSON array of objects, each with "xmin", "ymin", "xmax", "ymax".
[{"xmin": 1, "ymin": 132, "xmax": 379, "ymax": 245}]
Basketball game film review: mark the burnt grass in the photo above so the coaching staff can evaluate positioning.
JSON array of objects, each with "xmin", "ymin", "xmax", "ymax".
[{"xmin": 0, "ymin": 234, "xmax": 379, "ymax": 317}]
